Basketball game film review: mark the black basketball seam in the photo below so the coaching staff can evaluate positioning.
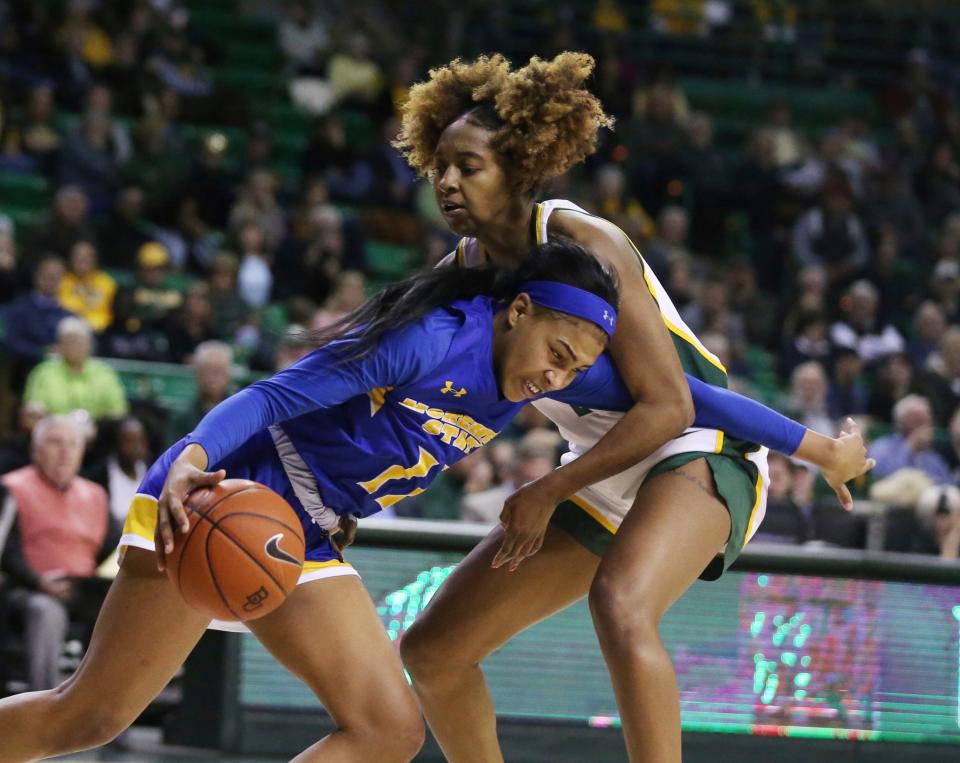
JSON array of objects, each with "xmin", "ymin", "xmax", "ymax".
[
  {"xmin": 204, "ymin": 521, "xmax": 244, "ymax": 621},
  {"xmin": 208, "ymin": 514, "xmax": 300, "ymax": 595}
]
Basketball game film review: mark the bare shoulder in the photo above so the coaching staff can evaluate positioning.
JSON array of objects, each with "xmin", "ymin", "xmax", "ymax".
[{"xmin": 549, "ymin": 208, "xmax": 641, "ymax": 275}]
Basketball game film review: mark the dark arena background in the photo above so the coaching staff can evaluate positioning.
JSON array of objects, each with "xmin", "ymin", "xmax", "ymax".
[{"xmin": 1, "ymin": 1, "xmax": 960, "ymax": 761}]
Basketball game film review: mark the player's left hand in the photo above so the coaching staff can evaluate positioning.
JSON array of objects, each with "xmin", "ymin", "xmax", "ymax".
[
  {"xmin": 822, "ymin": 418, "xmax": 876, "ymax": 511},
  {"xmin": 493, "ymin": 479, "xmax": 563, "ymax": 571},
  {"xmin": 331, "ymin": 513, "xmax": 358, "ymax": 553}
]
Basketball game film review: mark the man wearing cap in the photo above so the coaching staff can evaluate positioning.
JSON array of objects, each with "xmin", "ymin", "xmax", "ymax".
[{"xmin": 124, "ymin": 241, "xmax": 184, "ymax": 330}]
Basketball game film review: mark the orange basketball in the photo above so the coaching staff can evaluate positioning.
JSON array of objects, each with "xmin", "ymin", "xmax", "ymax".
[{"xmin": 166, "ymin": 479, "xmax": 305, "ymax": 622}]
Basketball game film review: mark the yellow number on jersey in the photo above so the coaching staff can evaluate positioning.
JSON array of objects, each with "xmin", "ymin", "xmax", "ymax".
[{"xmin": 357, "ymin": 447, "xmax": 441, "ymax": 509}]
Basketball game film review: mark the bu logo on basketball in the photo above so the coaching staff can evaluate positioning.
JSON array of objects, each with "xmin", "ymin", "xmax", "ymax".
[{"xmin": 243, "ymin": 586, "xmax": 270, "ymax": 612}]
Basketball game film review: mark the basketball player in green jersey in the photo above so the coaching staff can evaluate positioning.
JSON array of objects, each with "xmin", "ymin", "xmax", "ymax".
[{"xmin": 395, "ymin": 52, "xmax": 873, "ymax": 763}]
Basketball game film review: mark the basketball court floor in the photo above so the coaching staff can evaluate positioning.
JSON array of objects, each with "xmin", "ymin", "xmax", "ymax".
[{"xmin": 59, "ymin": 727, "xmax": 275, "ymax": 763}]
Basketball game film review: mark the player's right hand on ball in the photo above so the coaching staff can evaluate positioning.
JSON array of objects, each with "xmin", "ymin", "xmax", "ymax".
[{"xmin": 156, "ymin": 444, "xmax": 225, "ymax": 571}]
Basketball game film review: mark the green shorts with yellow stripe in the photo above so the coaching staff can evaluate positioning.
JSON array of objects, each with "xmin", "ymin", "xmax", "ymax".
[{"xmin": 550, "ymin": 439, "xmax": 769, "ymax": 581}]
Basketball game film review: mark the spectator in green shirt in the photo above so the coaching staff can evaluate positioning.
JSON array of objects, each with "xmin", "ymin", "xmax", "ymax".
[{"xmin": 23, "ymin": 317, "xmax": 129, "ymax": 421}]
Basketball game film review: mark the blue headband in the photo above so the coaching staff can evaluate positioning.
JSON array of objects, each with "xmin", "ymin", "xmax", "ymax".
[{"xmin": 519, "ymin": 280, "xmax": 617, "ymax": 338}]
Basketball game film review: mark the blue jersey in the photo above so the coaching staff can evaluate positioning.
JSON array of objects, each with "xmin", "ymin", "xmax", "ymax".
[{"xmin": 189, "ymin": 297, "xmax": 528, "ymax": 524}]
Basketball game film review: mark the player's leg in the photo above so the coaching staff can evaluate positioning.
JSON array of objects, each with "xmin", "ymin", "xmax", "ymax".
[
  {"xmin": 588, "ymin": 458, "xmax": 731, "ymax": 763},
  {"xmin": 401, "ymin": 522, "xmax": 600, "ymax": 763},
  {"xmin": 0, "ymin": 549, "xmax": 209, "ymax": 763},
  {"xmin": 247, "ymin": 572, "xmax": 425, "ymax": 763}
]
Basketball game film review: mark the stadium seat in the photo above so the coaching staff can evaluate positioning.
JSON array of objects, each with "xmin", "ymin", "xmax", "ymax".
[{"xmin": 0, "ymin": 171, "xmax": 52, "ymax": 208}]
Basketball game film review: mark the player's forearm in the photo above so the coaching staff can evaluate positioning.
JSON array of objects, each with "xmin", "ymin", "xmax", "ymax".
[
  {"xmin": 792, "ymin": 430, "xmax": 840, "ymax": 469},
  {"xmin": 686, "ymin": 375, "xmax": 806, "ymax": 455},
  {"xmin": 180, "ymin": 442, "xmax": 210, "ymax": 470}
]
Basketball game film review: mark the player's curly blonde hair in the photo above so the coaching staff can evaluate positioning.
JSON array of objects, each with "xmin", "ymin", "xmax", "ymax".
[{"xmin": 396, "ymin": 52, "xmax": 613, "ymax": 194}]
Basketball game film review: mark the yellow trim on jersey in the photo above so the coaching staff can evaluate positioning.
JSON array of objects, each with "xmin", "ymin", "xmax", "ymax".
[
  {"xmin": 123, "ymin": 493, "xmax": 159, "ymax": 541},
  {"xmin": 456, "ymin": 238, "xmax": 465, "ymax": 266},
  {"xmin": 638, "ymin": 264, "xmax": 728, "ymax": 375},
  {"xmin": 568, "ymin": 494, "xmax": 618, "ymax": 535},
  {"xmin": 303, "ymin": 559, "xmax": 353, "ymax": 572},
  {"xmin": 535, "ymin": 202, "xmax": 545, "ymax": 245},
  {"xmin": 714, "ymin": 430, "xmax": 725, "ymax": 454},
  {"xmin": 742, "ymin": 471, "xmax": 764, "ymax": 544},
  {"xmin": 368, "ymin": 385, "xmax": 392, "ymax": 416},
  {"xmin": 541, "ymin": 202, "xmax": 727, "ymax": 376}
]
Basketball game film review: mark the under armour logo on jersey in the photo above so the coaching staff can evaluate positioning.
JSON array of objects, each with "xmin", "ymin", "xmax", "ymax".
[
  {"xmin": 440, "ymin": 381, "xmax": 467, "ymax": 397},
  {"xmin": 602, "ymin": 310, "xmax": 614, "ymax": 327}
]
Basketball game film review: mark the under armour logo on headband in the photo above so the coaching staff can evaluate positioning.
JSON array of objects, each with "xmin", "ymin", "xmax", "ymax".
[{"xmin": 520, "ymin": 280, "xmax": 618, "ymax": 338}]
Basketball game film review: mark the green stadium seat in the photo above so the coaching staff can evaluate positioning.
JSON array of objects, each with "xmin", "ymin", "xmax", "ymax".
[
  {"xmin": 341, "ymin": 110, "xmax": 376, "ymax": 151},
  {"xmin": 189, "ymin": 10, "xmax": 276, "ymax": 43},
  {"xmin": 260, "ymin": 302, "xmax": 289, "ymax": 336},
  {"xmin": 213, "ymin": 67, "xmax": 286, "ymax": 101},
  {"xmin": 265, "ymin": 103, "xmax": 315, "ymax": 134},
  {"xmin": 184, "ymin": 0, "xmax": 237, "ymax": 11},
  {"xmin": 222, "ymin": 41, "xmax": 283, "ymax": 70},
  {"xmin": 102, "ymin": 357, "xmax": 199, "ymax": 413},
  {"xmin": 365, "ymin": 240, "xmax": 420, "ymax": 279},
  {"xmin": 268, "ymin": 161, "xmax": 302, "ymax": 188},
  {"xmin": 271, "ymin": 128, "xmax": 309, "ymax": 156},
  {"xmin": 0, "ymin": 171, "xmax": 52, "ymax": 207},
  {"xmin": 104, "ymin": 269, "xmax": 135, "ymax": 289},
  {"xmin": 5, "ymin": 207, "xmax": 46, "ymax": 241},
  {"xmin": 101, "ymin": 357, "xmax": 263, "ymax": 413}
]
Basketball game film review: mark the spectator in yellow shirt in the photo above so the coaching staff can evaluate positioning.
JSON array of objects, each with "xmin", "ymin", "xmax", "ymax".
[
  {"xmin": 23, "ymin": 317, "xmax": 128, "ymax": 421},
  {"xmin": 58, "ymin": 240, "xmax": 117, "ymax": 332}
]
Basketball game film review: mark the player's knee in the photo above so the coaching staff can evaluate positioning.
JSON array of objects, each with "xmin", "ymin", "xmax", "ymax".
[
  {"xmin": 588, "ymin": 569, "xmax": 660, "ymax": 646},
  {"xmin": 350, "ymin": 702, "xmax": 425, "ymax": 762},
  {"xmin": 384, "ymin": 703, "xmax": 426, "ymax": 762}
]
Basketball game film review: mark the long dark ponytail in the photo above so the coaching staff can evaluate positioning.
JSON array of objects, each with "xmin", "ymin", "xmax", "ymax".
[{"xmin": 312, "ymin": 238, "xmax": 620, "ymax": 361}]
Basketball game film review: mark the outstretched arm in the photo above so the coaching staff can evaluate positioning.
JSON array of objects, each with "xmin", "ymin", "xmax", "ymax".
[
  {"xmin": 683, "ymin": 376, "xmax": 874, "ymax": 509},
  {"xmin": 551, "ymin": 362, "xmax": 874, "ymax": 508}
]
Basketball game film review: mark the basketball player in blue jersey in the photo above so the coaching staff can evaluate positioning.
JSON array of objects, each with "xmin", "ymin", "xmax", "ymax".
[
  {"xmin": 0, "ymin": 239, "xmax": 821, "ymax": 762},
  {"xmin": 394, "ymin": 53, "xmax": 874, "ymax": 763},
  {"xmin": 0, "ymin": 241, "xmax": 622, "ymax": 763}
]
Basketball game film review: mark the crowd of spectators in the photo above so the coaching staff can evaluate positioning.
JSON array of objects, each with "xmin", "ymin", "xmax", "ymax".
[{"xmin": 0, "ymin": 0, "xmax": 959, "ymax": 628}]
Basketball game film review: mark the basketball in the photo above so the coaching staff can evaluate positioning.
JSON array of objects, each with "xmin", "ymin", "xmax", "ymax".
[{"xmin": 166, "ymin": 479, "xmax": 306, "ymax": 622}]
